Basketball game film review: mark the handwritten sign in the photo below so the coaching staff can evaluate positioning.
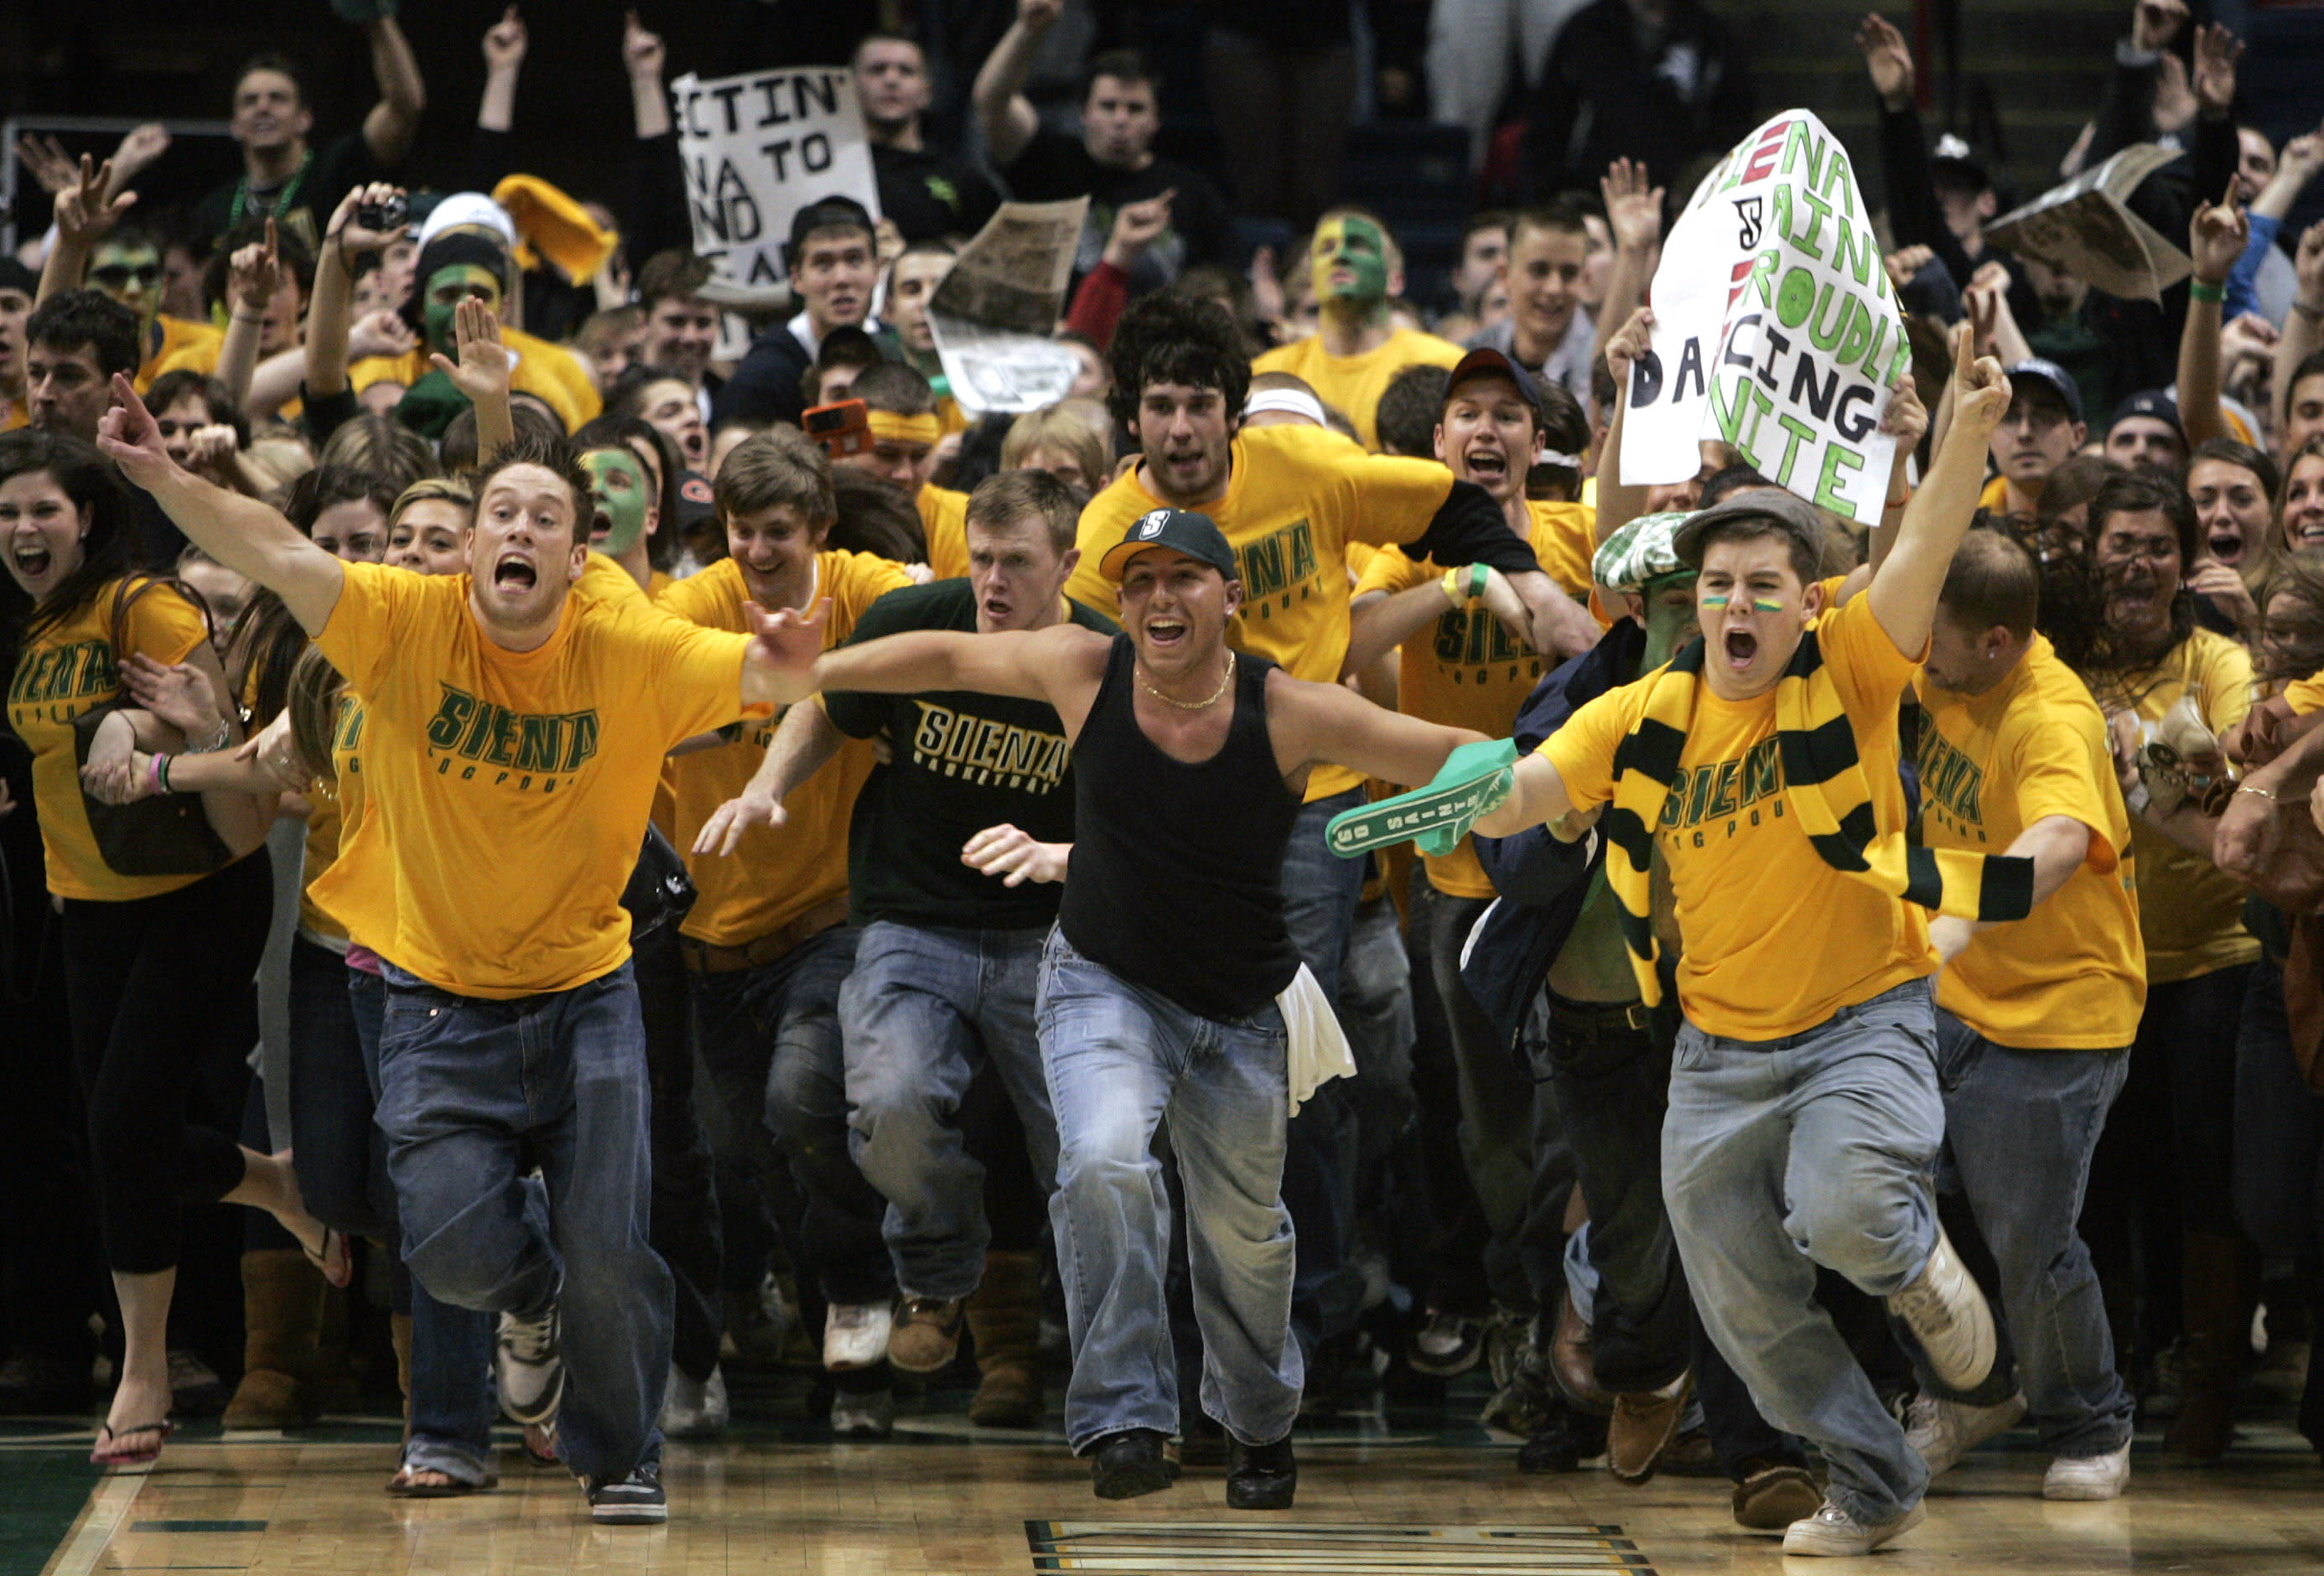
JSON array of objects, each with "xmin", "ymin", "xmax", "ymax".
[
  {"xmin": 672, "ymin": 67, "xmax": 882, "ymax": 291},
  {"xmin": 1621, "ymin": 111, "xmax": 1909, "ymax": 527}
]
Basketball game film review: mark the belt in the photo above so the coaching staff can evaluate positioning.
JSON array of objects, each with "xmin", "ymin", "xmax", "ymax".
[
  {"xmin": 1544, "ymin": 990, "xmax": 1652, "ymax": 1036},
  {"xmin": 679, "ymin": 895, "xmax": 850, "ymax": 975}
]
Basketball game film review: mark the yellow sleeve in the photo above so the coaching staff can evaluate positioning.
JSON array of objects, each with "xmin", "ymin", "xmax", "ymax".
[
  {"xmin": 833, "ymin": 551, "xmax": 918, "ymax": 630},
  {"xmin": 1818, "ymin": 590, "xmax": 1922, "ymax": 719},
  {"xmin": 1352, "ymin": 545, "xmax": 1435, "ymax": 600},
  {"xmin": 122, "ymin": 581, "xmax": 210, "ymax": 667},
  {"xmin": 2286, "ymin": 670, "xmax": 2324, "ymax": 715},
  {"xmin": 1539, "ymin": 684, "xmax": 1637, "ymax": 812},
  {"xmin": 2196, "ymin": 635, "xmax": 2254, "ymax": 735},
  {"xmin": 2001, "ymin": 701, "xmax": 2124, "ymax": 875},
  {"xmin": 1335, "ymin": 448, "xmax": 1458, "ymax": 551},
  {"xmin": 313, "ymin": 561, "xmax": 413, "ymax": 695},
  {"xmin": 636, "ymin": 614, "xmax": 757, "ymax": 748}
]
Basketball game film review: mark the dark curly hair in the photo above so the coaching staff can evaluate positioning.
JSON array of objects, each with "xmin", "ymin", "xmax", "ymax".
[{"xmin": 1105, "ymin": 293, "xmax": 1250, "ymax": 433}]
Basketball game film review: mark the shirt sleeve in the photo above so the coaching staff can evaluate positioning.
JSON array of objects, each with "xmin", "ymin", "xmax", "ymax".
[
  {"xmin": 1539, "ymin": 684, "xmax": 1636, "ymax": 813},
  {"xmin": 313, "ymin": 560, "xmax": 407, "ymax": 695},
  {"xmin": 2196, "ymin": 635, "xmax": 2255, "ymax": 735},
  {"xmin": 2003, "ymin": 704, "xmax": 2124, "ymax": 875},
  {"xmin": 641, "ymin": 614, "xmax": 756, "ymax": 748},
  {"xmin": 2284, "ymin": 668, "xmax": 2324, "ymax": 716},
  {"xmin": 1819, "ymin": 592, "xmax": 1922, "ymax": 721},
  {"xmin": 1351, "ymin": 545, "xmax": 1433, "ymax": 599},
  {"xmin": 821, "ymin": 584, "xmax": 921, "ymax": 739},
  {"xmin": 122, "ymin": 581, "xmax": 210, "ymax": 668},
  {"xmin": 1337, "ymin": 448, "xmax": 1461, "ymax": 550}
]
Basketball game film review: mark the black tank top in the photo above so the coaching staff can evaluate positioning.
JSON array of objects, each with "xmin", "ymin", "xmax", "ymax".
[{"xmin": 1059, "ymin": 635, "xmax": 1305, "ymax": 1022}]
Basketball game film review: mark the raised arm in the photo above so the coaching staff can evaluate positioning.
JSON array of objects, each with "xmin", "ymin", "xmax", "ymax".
[
  {"xmin": 306, "ymin": 185, "xmax": 410, "ymax": 402},
  {"xmin": 34, "ymin": 155, "xmax": 133, "ymax": 308},
  {"xmin": 97, "ymin": 378, "xmax": 345, "ymax": 632},
  {"xmin": 479, "ymin": 8, "xmax": 527, "ymax": 135},
  {"xmin": 1868, "ymin": 324, "xmax": 2010, "ymax": 658},
  {"xmin": 1472, "ymin": 749, "xmax": 1578, "ymax": 838},
  {"xmin": 1595, "ymin": 307, "xmax": 1656, "ymax": 548},
  {"xmin": 213, "ymin": 220, "xmax": 279, "ymax": 413},
  {"xmin": 361, "ymin": 14, "xmax": 428, "ymax": 169},
  {"xmin": 2178, "ymin": 181, "xmax": 2247, "ymax": 449},
  {"xmin": 973, "ymin": 0, "xmax": 1060, "ymax": 168},
  {"xmin": 740, "ymin": 602, "xmax": 1108, "ymax": 715},
  {"xmin": 429, "ymin": 297, "xmax": 516, "ymax": 461},
  {"xmin": 1595, "ymin": 160, "xmax": 1664, "ymax": 354}
]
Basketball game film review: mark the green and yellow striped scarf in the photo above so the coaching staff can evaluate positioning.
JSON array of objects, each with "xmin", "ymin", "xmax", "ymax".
[{"xmin": 1600, "ymin": 630, "xmax": 2035, "ymax": 1007}]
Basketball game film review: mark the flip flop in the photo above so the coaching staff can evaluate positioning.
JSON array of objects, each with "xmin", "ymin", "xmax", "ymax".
[
  {"xmin": 301, "ymin": 1226, "xmax": 353, "ymax": 1288},
  {"xmin": 386, "ymin": 1463, "xmax": 497, "ymax": 1497},
  {"xmin": 92, "ymin": 1418, "xmax": 174, "ymax": 1472},
  {"xmin": 1326, "ymin": 739, "xmax": 1522, "ymax": 859}
]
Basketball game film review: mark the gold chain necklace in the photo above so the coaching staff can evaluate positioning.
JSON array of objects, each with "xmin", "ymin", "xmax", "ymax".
[{"xmin": 1139, "ymin": 651, "xmax": 1235, "ymax": 710}]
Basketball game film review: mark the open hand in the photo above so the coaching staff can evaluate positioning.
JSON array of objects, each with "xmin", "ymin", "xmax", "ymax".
[
  {"xmin": 1855, "ymin": 13, "xmax": 1917, "ymax": 110},
  {"xmin": 742, "ymin": 597, "xmax": 830, "ymax": 698},
  {"xmin": 693, "ymin": 784, "xmax": 786, "ymax": 856},
  {"xmin": 428, "ymin": 296, "xmax": 514, "ymax": 407},
  {"xmin": 111, "ymin": 123, "xmax": 171, "ymax": 184},
  {"xmin": 2191, "ymin": 20, "xmax": 2241, "ymax": 114},
  {"xmin": 961, "ymin": 823, "xmax": 1069, "ymax": 885},
  {"xmin": 121, "ymin": 653, "xmax": 223, "ymax": 737},
  {"xmin": 1600, "ymin": 158, "xmax": 1665, "ymax": 253}
]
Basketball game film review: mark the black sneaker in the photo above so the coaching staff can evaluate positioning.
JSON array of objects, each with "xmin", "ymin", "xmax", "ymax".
[
  {"xmin": 1226, "ymin": 1433, "xmax": 1296, "ymax": 1509},
  {"xmin": 1089, "ymin": 1428, "xmax": 1178, "ymax": 1500},
  {"xmin": 496, "ymin": 1304, "xmax": 563, "ymax": 1426},
  {"xmin": 586, "ymin": 1465, "xmax": 667, "ymax": 1524}
]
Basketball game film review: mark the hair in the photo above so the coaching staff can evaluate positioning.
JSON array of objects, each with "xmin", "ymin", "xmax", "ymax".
[
  {"xmin": 1537, "ymin": 382, "xmax": 1590, "ymax": 459},
  {"xmin": 786, "ymin": 197, "xmax": 876, "ymax": 267},
  {"xmin": 1106, "ymin": 293, "xmax": 1249, "ymax": 432},
  {"xmin": 0, "ymin": 431, "xmax": 147, "ymax": 643},
  {"xmin": 849, "ymin": 360, "xmax": 937, "ymax": 417},
  {"xmin": 1084, "ymin": 48, "xmax": 1158, "ymax": 99},
  {"xmin": 279, "ymin": 464, "xmax": 397, "ymax": 537},
  {"xmin": 605, "ymin": 362, "xmax": 698, "ymax": 423},
  {"xmin": 1165, "ymin": 266, "xmax": 1265, "ymax": 357},
  {"xmin": 827, "ymin": 468, "xmax": 926, "ymax": 561},
  {"xmin": 26, "ymin": 291, "xmax": 139, "ymax": 380},
  {"xmin": 1372, "ymin": 364, "xmax": 1450, "ymax": 458},
  {"xmin": 1939, "ymin": 526, "xmax": 2040, "ymax": 639},
  {"xmin": 2255, "ymin": 550, "xmax": 2324, "ymax": 686},
  {"xmin": 967, "ymin": 469, "xmax": 1082, "ymax": 556},
  {"xmin": 201, "ymin": 218, "xmax": 316, "ymax": 313},
  {"xmin": 853, "ymin": 29, "xmax": 926, "ymax": 65},
  {"xmin": 388, "ymin": 474, "xmax": 475, "ymax": 527},
  {"xmin": 1511, "ymin": 195, "xmax": 1593, "ymax": 248},
  {"xmin": 472, "ymin": 432, "xmax": 594, "ymax": 534},
  {"xmin": 144, "ymin": 370, "xmax": 251, "ymax": 450},
  {"xmin": 2274, "ymin": 434, "xmax": 2324, "ymax": 548},
  {"xmin": 2088, "ymin": 470, "xmax": 2200, "ymax": 565},
  {"xmin": 575, "ymin": 304, "xmax": 644, "ymax": 355},
  {"xmin": 1463, "ymin": 210, "xmax": 1514, "ymax": 246},
  {"xmin": 2288, "ymin": 348, "xmax": 2324, "ymax": 410},
  {"xmin": 2036, "ymin": 454, "xmax": 2123, "ymax": 526},
  {"xmin": 801, "ymin": 325, "xmax": 887, "ymax": 404},
  {"xmin": 1000, "ymin": 402, "xmax": 1112, "ymax": 487},
  {"xmin": 316, "ymin": 413, "xmax": 437, "ymax": 495},
  {"xmin": 635, "ymin": 250, "xmax": 716, "ymax": 313},
  {"xmin": 1694, "ymin": 516, "xmax": 1820, "ymax": 585},
  {"xmin": 233, "ymin": 51, "xmax": 309, "ymax": 108},
  {"xmin": 441, "ymin": 399, "xmax": 567, "ymax": 474},
  {"xmin": 285, "ymin": 644, "xmax": 348, "ymax": 785},
  {"xmin": 1699, "ymin": 465, "xmax": 1776, "ymax": 508},
  {"xmin": 574, "ymin": 412, "xmax": 682, "ymax": 570},
  {"xmin": 715, "ymin": 429, "xmax": 835, "ymax": 527}
]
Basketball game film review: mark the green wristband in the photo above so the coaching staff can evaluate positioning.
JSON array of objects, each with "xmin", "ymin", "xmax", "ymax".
[
  {"xmin": 1468, "ymin": 561, "xmax": 1491, "ymax": 599},
  {"xmin": 2189, "ymin": 278, "xmax": 2225, "ymax": 303}
]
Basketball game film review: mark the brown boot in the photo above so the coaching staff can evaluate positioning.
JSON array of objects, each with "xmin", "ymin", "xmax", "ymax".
[
  {"xmin": 965, "ymin": 1252, "xmax": 1043, "ymax": 1428},
  {"xmin": 2167, "ymin": 1231, "xmax": 2261, "ymax": 1460},
  {"xmin": 221, "ymin": 1249, "xmax": 325, "ymax": 1429}
]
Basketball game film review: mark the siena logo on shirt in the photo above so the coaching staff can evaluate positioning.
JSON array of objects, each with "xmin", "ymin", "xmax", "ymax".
[{"xmin": 425, "ymin": 683, "xmax": 601, "ymax": 788}]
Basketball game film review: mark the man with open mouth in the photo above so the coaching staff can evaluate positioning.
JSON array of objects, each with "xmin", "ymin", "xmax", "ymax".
[
  {"xmin": 97, "ymin": 382, "xmax": 818, "ymax": 1527},
  {"xmin": 1472, "ymin": 326, "xmax": 2022, "ymax": 1558}
]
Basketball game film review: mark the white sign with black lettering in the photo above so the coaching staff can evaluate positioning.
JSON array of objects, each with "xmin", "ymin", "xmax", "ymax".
[
  {"xmin": 672, "ymin": 66, "xmax": 883, "ymax": 295},
  {"xmin": 1621, "ymin": 110, "xmax": 1910, "ymax": 527}
]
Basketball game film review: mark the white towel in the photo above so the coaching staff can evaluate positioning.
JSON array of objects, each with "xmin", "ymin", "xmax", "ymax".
[{"xmin": 1278, "ymin": 963, "xmax": 1356, "ymax": 1117}]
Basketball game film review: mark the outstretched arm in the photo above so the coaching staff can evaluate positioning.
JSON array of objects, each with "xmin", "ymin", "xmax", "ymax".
[
  {"xmin": 1274, "ymin": 671, "xmax": 1488, "ymax": 788},
  {"xmin": 1867, "ymin": 323, "xmax": 2010, "ymax": 660},
  {"xmin": 692, "ymin": 697, "xmax": 847, "ymax": 857},
  {"xmin": 741, "ymin": 605, "xmax": 1108, "ymax": 714},
  {"xmin": 1472, "ymin": 750, "xmax": 1577, "ymax": 838},
  {"xmin": 973, "ymin": 0, "xmax": 1059, "ymax": 168},
  {"xmin": 361, "ymin": 15, "xmax": 428, "ymax": 169},
  {"xmin": 97, "ymin": 377, "xmax": 345, "ymax": 633}
]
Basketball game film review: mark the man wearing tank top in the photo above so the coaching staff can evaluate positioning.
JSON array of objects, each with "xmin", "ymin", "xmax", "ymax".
[{"xmin": 747, "ymin": 508, "xmax": 1490, "ymax": 1510}]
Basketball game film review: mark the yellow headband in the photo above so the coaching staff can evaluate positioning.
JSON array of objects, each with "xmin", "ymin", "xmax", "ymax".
[{"xmin": 867, "ymin": 411, "xmax": 942, "ymax": 448}]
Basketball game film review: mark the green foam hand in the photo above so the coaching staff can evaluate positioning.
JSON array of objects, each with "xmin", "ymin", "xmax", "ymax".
[{"xmin": 1324, "ymin": 739, "xmax": 1523, "ymax": 859}]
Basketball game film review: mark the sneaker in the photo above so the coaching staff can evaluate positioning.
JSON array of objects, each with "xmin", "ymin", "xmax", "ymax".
[
  {"xmin": 0, "ymin": 1350, "xmax": 91, "ymax": 1416},
  {"xmin": 1886, "ymin": 1229, "xmax": 1997, "ymax": 1392},
  {"xmin": 823, "ymin": 1303, "xmax": 894, "ymax": 1371},
  {"xmin": 1903, "ymin": 1390, "xmax": 2026, "ymax": 1478},
  {"xmin": 585, "ymin": 1465, "xmax": 667, "ymax": 1524},
  {"xmin": 1226, "ymin": 1433, "xmax": 1297, "ymax": 1509},
  {"xmin": 1089, "ymin": 1428, "xmax": 1177, "ymax": 1500},
  {"xmin": 1782, "ymin": 1498, "xmax": 1926, "ymax": 1557},
  {"xmin": 495, "ymin": 1304, "xmax": 563, "ymax": 1426},
  {"xmin": 1516, "ymin": 1409, "xmax": 1600, "ymax": 1474},
  {"xmin": 2042, "ymin": 1442, "xmax": 2131, "ymax": 1501},
  {"xmin": 1732, "ymin": 1462, "xmax": 1823, "ymax": 1531},
  {"xmin": 888, "ymin": 1297, "xmax": 966, "ymax": 1373},
  {"xmin": 830, "ymin": 1387, "xmax": 894, "ymax": 1439},
  {"xmin": 658, "ymin": 1364, "xmax": 729, "ymax": 1439},
  {"xmin": 1408, "ymin": 1310, "xmax": 1486, "ymax": 1376}
]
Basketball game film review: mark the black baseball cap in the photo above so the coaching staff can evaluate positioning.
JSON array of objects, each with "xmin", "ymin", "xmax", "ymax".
[
  {"xmin": 1098, "ymin": 507, "xmax": 1240, "ymax": 583},
  {"xmin": 1929, "ymin": 133, "xmax": 1991, "ymax": 194},
  {"xmin": 1443, "ymin": 345, "xmax": 1543, "ymax": 423},
  {"xmin": 2005, "ymin": 358, "xmax": 2085, "ymax": 425},
  {"xmin": 2109, "ymin": 389, "xmax": 2182, "ymax": 437}
]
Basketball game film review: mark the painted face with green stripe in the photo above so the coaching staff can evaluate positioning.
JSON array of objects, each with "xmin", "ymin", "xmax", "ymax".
[
  {"xmin": 582, "ymin": 447, "xmax": 653, "ymax": 557},
  {"xmin": 1311, "ymin": 214, "xmax": 1389, "ymax": 304},
  {"xmin": 422, "ymin": 264, "xmax": 503, "ymax": 357}
]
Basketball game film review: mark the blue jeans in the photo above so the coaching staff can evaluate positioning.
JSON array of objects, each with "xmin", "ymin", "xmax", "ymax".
[
  {"xmin": 1663, "ymin": 977, "xmax": 1943, "ymax": 1526},
  {"xmin": 347, "ymin": 967, "xmax": 497, "ymax": 1485},
  {"xmin": 376, "ymin": 961, "xmax": 671, "ymax": 1483},
  {"xmin": 692, "ymin": 927, "xmax": 891, "ymax": 1306},
  {"xmin": 841, "ymin": 921, "xmax": 1057, "ymax": 1301},
  {"xmin": 1926, "ymin": 1012, "xmax": 2133, "ymax": 1457},
  {"xmin": 1038, "ymin": 929, "xmax": 1304, "ymax": 1453}
]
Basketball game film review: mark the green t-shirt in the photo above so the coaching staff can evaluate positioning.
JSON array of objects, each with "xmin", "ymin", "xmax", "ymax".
[{"xmin": 824, "ymin": 578, "xmax": 1115, "ymax": 931}]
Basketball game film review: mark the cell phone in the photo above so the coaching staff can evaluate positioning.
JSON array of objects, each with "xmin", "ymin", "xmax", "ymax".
[
  {"xmin": 802, "ymin": 398, "xmax": 873, "ymax": 460},
  {"xmin": 355, "ymin": 192, "xmax": 408, "ymax": 233}
]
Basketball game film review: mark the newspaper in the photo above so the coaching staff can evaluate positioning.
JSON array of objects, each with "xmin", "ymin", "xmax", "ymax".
[
  {"xmin": 1983, "ymin": 144, "xmax": 2191, "ymax": 304},
  {"xmin": 927, "ymin": 199, "xmax": 1090, "ymax": 414}
]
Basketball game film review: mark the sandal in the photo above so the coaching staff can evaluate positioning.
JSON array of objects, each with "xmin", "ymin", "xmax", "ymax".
[
  {"xmin": 301, "ymin": 1226, "xmax": 353, "ymax": 1288},
  {"xmin": 521, "ymin": 1421, "xmax": 560, "ymax": 1468},
  {"xmin": 386, "ymin": 1463, "xmax": 496, "ymax": 1497},
  {"xmin": 92, "ymin": 1418, "xmax": 174, "ymax": 1472}
]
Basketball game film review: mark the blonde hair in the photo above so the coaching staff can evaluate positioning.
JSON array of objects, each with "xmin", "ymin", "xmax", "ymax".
[
  {"xmin": 388, "ymin": 474, "xmax": 475, "ymax": 529},
  {"xmin": 1000, "ymin": 400, "xmax": 1113, "ymax": 491}
]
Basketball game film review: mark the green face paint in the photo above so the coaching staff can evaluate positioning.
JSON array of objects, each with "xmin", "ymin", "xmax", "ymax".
[
  {"xmin": 90, "ymin": 243, "xmax": 163, "ymax": 324},
  {"xmin": 1700, "ymin": 594, "xmax": 1730, "ymax": 609},
  {"xmin": 583, "ymin": 448, "xmax": 651, "ymax": 557},
  {"xmin": 1311, "ymin": 215, "xmax": 1389, "ymax": 303},
  {"xmin": 1751, "ymin": 599, "xmax": 1784, "ymax": 614},
  {"xmin": 422, "ymin": 264, "xmax": 502, "ymax": 357},
  {"xmin": 1639, "ymin": 575, "xmax": 1699, "ymax": 669}
]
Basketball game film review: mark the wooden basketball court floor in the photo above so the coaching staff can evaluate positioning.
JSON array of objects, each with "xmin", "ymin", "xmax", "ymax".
[{"xmin": 9, "ymin": 1374, "xmax": 2324, "ymax": 1576}]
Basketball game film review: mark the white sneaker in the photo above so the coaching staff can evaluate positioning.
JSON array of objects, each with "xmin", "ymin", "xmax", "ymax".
[
  {"xmin": 2042, "ymin": 1442, "xmax": 2130, "ymax": 1501},
  {"xmin": 1903, "ymin": 1390, "xmax": 2026, "ymax": 1478},
  {"xmin": 830, "ymin": 1387, "xmax": 895, "ymax": 1438},
  {"xmin": 1782, "ymin": 1498, "xmax": 1926, "ymax": 1556},
  {"xmin": 658, "ymin": 1363, "xmax": 729, "ymax": 1439},
  {"xmin": 823, "ymin": 1303, "xmax": 894, "ymax": 1370},
  {"xmin": 495, "ymin": 1305, "xmax": 563, "ymax": 1425},
  {"xmin": 1886, "ymin": 1229, "xmax": 1997, "ymax": 1392}
]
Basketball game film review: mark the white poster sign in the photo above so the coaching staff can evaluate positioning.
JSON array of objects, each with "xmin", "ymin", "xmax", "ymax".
[
  {"xmin": 672, "ymin": 65, "xmax": 883, "ymax": 299},
  {"xmin": 1621, "ymin": 111, "xmax": 1911, "ymax": 526}
]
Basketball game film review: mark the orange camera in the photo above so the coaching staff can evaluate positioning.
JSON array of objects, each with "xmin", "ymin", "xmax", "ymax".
[{"xmin": 801, "ymin": 398, "xmax": 873, "ymax": 460}]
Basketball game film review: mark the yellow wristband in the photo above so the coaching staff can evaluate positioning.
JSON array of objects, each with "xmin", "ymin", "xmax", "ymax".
[{"xmin": 1441, "ymin": 567, "xmax": 1465, "ymax": 605}]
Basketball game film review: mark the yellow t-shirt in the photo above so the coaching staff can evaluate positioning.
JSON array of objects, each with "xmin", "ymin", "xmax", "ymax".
[
  {"xmin": 1352, "ymin": 519, "xmax": 1577, "ymax": 899},
  {"xmin": 135, "ymin": 315, "xmax": 224, "ymax": 394},
  {"xmin": 1527, "ymin": 500, "xmax": 1600, "ymax": 603},
  {"xmin": 1251, "ymin": 328, "xmax": 1467, "ymax": 451},
  {"xmin": 1543, "ymin": 594, "xmax": 1935, "ymax": 1039},
  {"xmin": 149, "ymin": 331, "xmax": 304, "ymax": 422},
  {"xmin": 2283, "ymin": 668, "xmax": 2324, "ymax": 715},
  {"xmin": 349, "ymin": 325, "xmax": 603, "ymax": 435},
  {"xmin": 7, "ymin": 578, "xmax": 211, "ymax": 901},
  {"xmin": 921, "ymin": 485, "xmax": 970, "ymax": 579},
  {"xmin": 2090, "ymin": 630, "xmax": 2259, "ymax": 983},
  {"xmin": 656, "ymin": 552, "xmax": 915, "ymax": 946},
  {"xmin": 1915, "ymin": 635, "xmax": 2146, "ymax": 1048},
  {"xmin": 308, "ymin": 562, "xmax": 755, "ymax": 998},
  {"xmin": 1066, "ymin": 423, "xmax": 1458, "ymax": 801}
]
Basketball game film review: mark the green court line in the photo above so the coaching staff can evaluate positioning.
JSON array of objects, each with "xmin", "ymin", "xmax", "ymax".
[{"xmin": 0, "ymin": 1444, "xmax": 100, "ymax": 1576}]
